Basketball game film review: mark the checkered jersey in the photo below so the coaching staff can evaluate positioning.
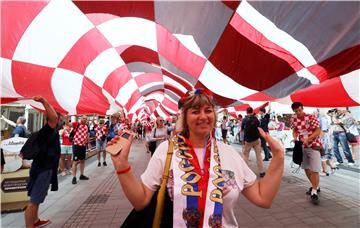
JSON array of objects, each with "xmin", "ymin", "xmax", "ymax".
[
  {"xmin": 290, "ymin": 113, "xmax": 322, "ymax": 148},
  {"xmin": 144, "ymin": 122, "xmax": 152, "ymax": 133},
  {"xmin": 72, "ymin": 122, "xmax": 89, "ymax": 146},
  {"xmin": 95, "ymin": 124, "xmax": 108, "ymax": 141}
]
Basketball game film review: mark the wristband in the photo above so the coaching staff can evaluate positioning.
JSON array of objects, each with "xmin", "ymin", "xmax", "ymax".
[{"xmin": 116, "ymin": 166, "xmax": 131, "ymax": 175}]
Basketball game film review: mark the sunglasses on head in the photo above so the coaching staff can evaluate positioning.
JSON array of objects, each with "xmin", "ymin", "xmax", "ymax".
[{"xmin": 178, "ymin": 88, "xmax": 213, "ymax": 109}]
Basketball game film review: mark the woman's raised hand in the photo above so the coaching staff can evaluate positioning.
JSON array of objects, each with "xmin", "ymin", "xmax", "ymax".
[{"xmin": 108, "ymin": 130, "xmax": 135, "ymax": 170}]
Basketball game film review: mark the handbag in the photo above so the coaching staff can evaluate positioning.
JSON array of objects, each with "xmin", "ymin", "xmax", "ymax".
[
  {"xmin": 121, "ymin": 139, "xmax": 174, "ymax": 228},
  {"xmin": 148, "ymin": 129, "xmax": 157, "ymax": 155},
  {"xmin": 346, "ymin": 132, "xmax": 357, "ymax": 143},
  {"xmin": 340, "ymin": 125, "xmax": 357, "ymax": 143},
  {"xmin": 292, "ymin": 140, "xmax": 303, "ymax": 166}
]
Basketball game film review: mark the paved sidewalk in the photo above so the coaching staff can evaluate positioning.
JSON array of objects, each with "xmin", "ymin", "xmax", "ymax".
[{"xmin": 2, "ymin": 140, "xmax": 360, "ymax": 228}]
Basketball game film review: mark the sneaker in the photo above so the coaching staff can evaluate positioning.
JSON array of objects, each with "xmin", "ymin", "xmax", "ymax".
[
  {"xmin": 103, "ymin": 161, "xmax": 107, "ymax": 166},
  {"xmin": 334, "ymin": 161, "xmax": 343, "ymax": 166},
  {"xmin": 34, "ymin": 219, "xmax": 51, "ymax": 227},
  {"xmin": 98, "ymin": 162, "xmax": 101, "ymax": 167},
  {"xmin": 79, "ymin": 175, "xmax": 89, "ymax": 180},
  {"xmin": 60, "ymin": 171, "xmax": 66, "ymax": 177},
  {"xmin": 306, "ymin": 187, "xmax": 320, "ymax": 195},
  {"xmin": 310, "ymin": 194, "xmax": 319, "ymax": 205},
  {"xmin": 259, "ymin": 172, "xmax": 266, "ymax": 178},
  {"xmin": 319, "ymin": 172, "xmax": 330, "ymax": 177},
  {"xmin": 348, "ymin": 162, "xmax": 355, "ymax": 166},
  {"xmin": 72, "ymin": 177, "xmax": 77, "ymax": 185}
]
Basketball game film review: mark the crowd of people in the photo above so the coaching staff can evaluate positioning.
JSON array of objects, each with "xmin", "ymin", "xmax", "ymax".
[
  {"xmin": 215, "ymin": 106, "xmax": 359, "ymax": 172},
  {"xmin": 0, "ymin": 92, "xmax": 359, "ymax": 227}
]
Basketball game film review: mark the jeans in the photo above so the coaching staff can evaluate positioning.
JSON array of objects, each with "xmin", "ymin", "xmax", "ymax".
[
  {"xmin": 333, "ymin": 131, "xmax": 354, "ymax": 163},
  {"xmin": 260, "ymin": 137, "xmax": 271, "ymax": 160}
]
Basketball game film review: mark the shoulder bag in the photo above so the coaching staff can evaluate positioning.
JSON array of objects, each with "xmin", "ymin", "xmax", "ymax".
[
  {"xmin": 340, "ymin": 125, "xmax": 357, "ymax": 143},
  {"xmin": 292, "ymin": 140, "xmax": 303, "ymax": 166},
  {"xmin": 148, "ymin": 128, "xmax": 157, "ymax": 155},
  {"xmin": 121, "ymin": 139, "xmax": 174, "ymax": 228}
]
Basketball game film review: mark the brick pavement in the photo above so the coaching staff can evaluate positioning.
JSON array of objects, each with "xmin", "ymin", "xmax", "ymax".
[{"xmin": 1, "ymin": 140, "xmax": 360, "ymax": 228}]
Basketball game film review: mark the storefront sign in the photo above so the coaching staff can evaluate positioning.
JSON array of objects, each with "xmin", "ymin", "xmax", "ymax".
[{"xmin": 1, "ymin": 137, "xmax": 28, "ymax": 154}]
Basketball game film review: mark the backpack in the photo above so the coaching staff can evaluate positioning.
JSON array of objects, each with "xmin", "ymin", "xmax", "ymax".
[
  {"xmin": 244, "ymin": 115, "xmax": 260, "ymax": 139},
  {"xmin": 20, "ymin": 131, "xmax": 42, "ymax": 160},
  {"xmin": 292, "ymin": 140, "xmax": 303, "ymax": 165}
]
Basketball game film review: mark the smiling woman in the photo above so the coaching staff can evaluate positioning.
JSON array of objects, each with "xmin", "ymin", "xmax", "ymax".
[
  {"xmin": 109, "ymin": 88, "xmax": 284, "ymax": 227},
  {"xmin": 177, "ymin": 89, "xmax": 217, "ymax": 142}
]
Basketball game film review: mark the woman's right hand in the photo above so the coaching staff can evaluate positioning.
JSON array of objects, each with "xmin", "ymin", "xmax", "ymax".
[
  {"xmin": 258, "ymin": 127, "xmax": 284, "ymax": 159},
  {"xmin": 108, "ymin": 130, "xmax": 135, "ymax": 170}
]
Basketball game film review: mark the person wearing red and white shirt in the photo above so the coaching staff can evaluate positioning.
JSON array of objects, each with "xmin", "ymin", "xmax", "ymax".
[
  {"xmin": 290, "ymin": 102, "xmax": 322, "ymax": 205},
  {"xmin": 59, "ymin": 122, "xmax": 73, "ymax": 176},
  {"xmin": 71, "ymin": 115, "xmax": 89, "ymax": 184},
  {"xmin": 144, "ymin": 117, "xmax": 153, "ymax": 153},
  {"xmin": 93, "ymin": 117, "xmax": 108, "ymax": 167}
]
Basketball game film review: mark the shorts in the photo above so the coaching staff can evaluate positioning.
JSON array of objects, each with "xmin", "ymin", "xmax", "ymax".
[
  {"xmin": 29, "ymin": 169, "xmax": 52, "ymax": 204},
  {"xmin": 61, "ymin": 145, "xmax": 72, "ymax": 155},
  {"xmin": 73, "ymin": 145, "xmax": 86, "ymax": 161},
  {"xmin": 301, "ymin": 148, "xmax": 321, "ymax": 173},
  {"xmin": 96, "ymin": 139, "xmax": 106, "ymax": 151}
]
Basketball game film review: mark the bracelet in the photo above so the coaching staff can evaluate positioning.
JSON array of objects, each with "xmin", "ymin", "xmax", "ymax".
[{"xmin": 116, "ymin": 166, "xmax": 131, "ymax": 175}]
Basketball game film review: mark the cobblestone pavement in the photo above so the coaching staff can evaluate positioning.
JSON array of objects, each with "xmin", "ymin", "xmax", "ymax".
[{"xmin": 2, "ymin": 140, "xmax": 360, "ymax": 228}]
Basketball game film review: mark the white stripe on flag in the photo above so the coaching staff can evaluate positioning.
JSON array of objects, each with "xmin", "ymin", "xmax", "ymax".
[
  {"xmin": 144, "ymin": 93, "xmax": 164, "ymax": 104},
  {"xmin": 275, "ymin": 96, "xmax": 293, "ymax": 105},
  {"xmin": 128, "ymin": 97, "xmax": 146, "ymax": 114},
  {"xmin": 164, "ymin": 76, "xmax": 188, "ymax": 93},
  {"xmin": 97, "ymin": 17, "xmax": 158, "ymax": 51},
  {"xmin": 1, "ymin": 58, "xmax": 21, "ymax": 98},
  {"xmin": 199, "ymin": 61, "xmax": 257, "ymax": 99},
  {"xmin": 13, "ymin": 0, "xmax": 94, "ymax": 68},
  {"xmin": 85, "ymin": 48, "xmax": 125, "ymax": 87},
  {"xmin": 115, "ymin": 78, "xmax": 138, "ymax": 106},
  {"xmin": 138, "ymin": 81, "xmax": 164, "ymax": 94},
  {"xmin": 237, "ymin": 0, "xmax": 319, "ymax": 83},
  {"xmin": 51, "ymin": 68, "xmax": 84, "ymax": 115},
  {"xmin": 340, "ymin": 70, "xmax": 360, "ymax": 104},
  {"xmin": 164, "ymin": 93, "xmax": 179, "ymax": 106},
  {"xmin": 101, "ymin": 89, "xmax": 123, "ymax": 115},
  {"xmin": 155, "ymin": 106, "xmax": 168, "ymax": 119},
  {"xmin": 173, "ymin": 34, "xmax": 206, "ymax": 58}
]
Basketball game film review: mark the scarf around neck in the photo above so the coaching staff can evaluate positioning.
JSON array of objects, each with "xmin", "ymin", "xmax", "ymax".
[{"xmin": 172, "ymin": 132, "xmax": 224, "ymax": 228}]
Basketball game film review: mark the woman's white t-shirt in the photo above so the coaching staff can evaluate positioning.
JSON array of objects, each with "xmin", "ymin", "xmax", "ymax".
[{"xmin": 141, "ymin": 140, "xmax": 257, "ymax": 227}]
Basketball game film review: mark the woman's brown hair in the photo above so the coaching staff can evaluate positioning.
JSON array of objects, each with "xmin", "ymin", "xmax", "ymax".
[{"xmin": 177, "ymin": 92, "xmax": 217, "ymax": 138}]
